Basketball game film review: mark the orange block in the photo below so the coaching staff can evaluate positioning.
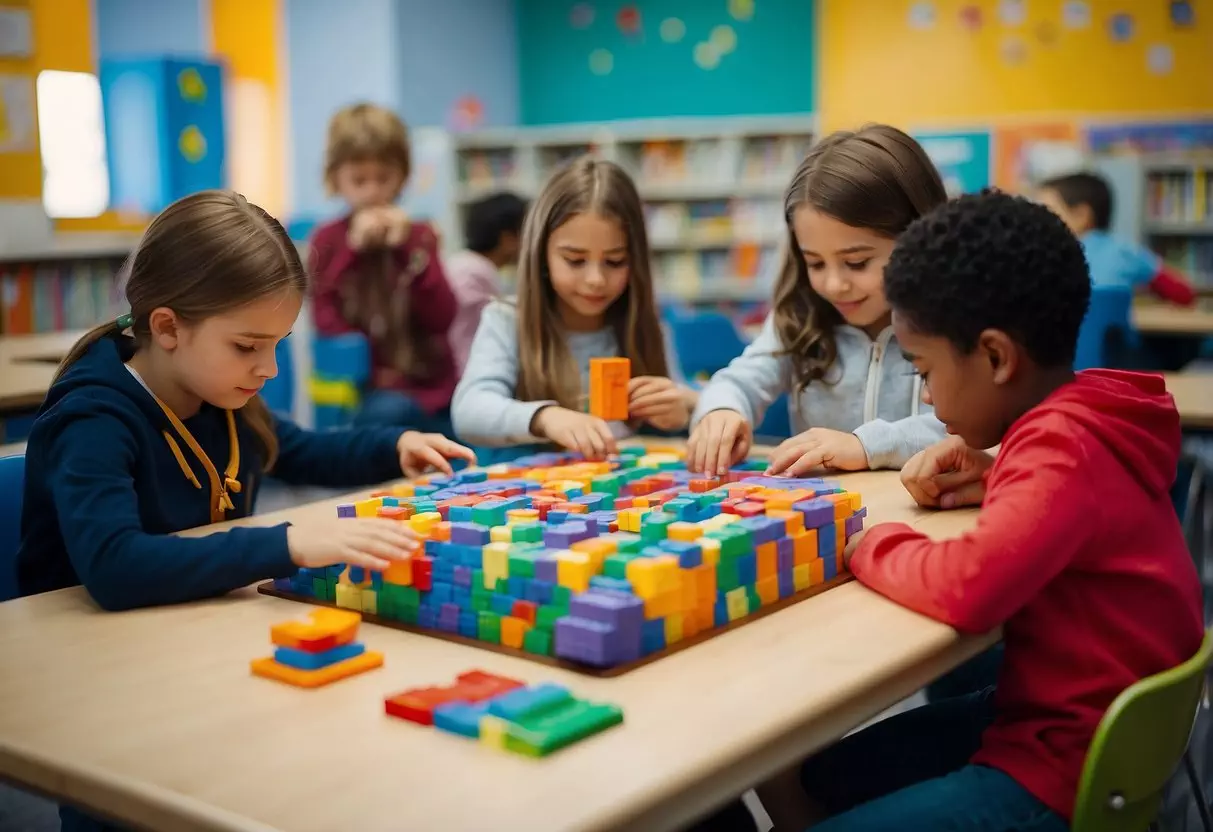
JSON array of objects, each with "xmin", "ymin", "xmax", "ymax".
[
  {"xmin": 270, "ymin": 609, "xmax": 361, "ymax": 650},
  {"xmin": 823, "ymin": 493, "xmax": 853, "ymax": 521},
  {"xmin": 766, "ymin": 509, "xmax": 804, "ymax": 535},
  {"xmin": 383, "ymin": 556, "xmax": 414, "ymax": 586},
  {"xmin": 250, "ymin": 650, "xmax": 384, "ymax": 688},
  {"xmin": 810, "ymin": 558, "xmax": 825, "ymax": 586},
  {"xmin": 756, "ymin": 576, "xmax": 780, "ymax": 607},
  {"xmin": 755, "ymin": 542, "xmax": 777, "ymax": 582},
  {"xmin": 690, "ymin": 562, "xmax": 716, "ymax": 607},
  {"xmin": 430, "ymin": 521, "xmax": 451, "ymax": 542},
  {"xmin": 589, "ymin": 357, "xmax": 630, "ymax": 420},
  {"xmin": 500, "ymin": 615, "xmax": 531, "ymax": 649},
  {"xmin": 793, "ymin": 529, "xmax": 818, "ymax": 566}
]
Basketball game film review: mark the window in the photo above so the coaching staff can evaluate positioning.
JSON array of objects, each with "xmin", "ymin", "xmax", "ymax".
[{"xmin": 36, "ymin": 70, "xmax": 109, "ymax": 218}]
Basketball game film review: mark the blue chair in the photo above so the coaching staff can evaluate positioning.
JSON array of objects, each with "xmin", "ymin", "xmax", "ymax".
[
  {"xmin": 668, "ymin": 311, "xmax": 749, "ymax": 381},
  {"xmin": 312, "ymin": 333, "xmax": 372, "ymax": 430},
  {"xmin": 0, "ymin": 453, "xmax": 26, "ymax": 603},
  {"xmin": 259, "ymin": 339, "xmax": 295, "ymax": 419},
  {"xmin": 755, "ymin": 394, "xmax": 793, "ymax": 442},
  {"xmin": 1075, "ymin": 287, "xmax": 1133, "ymax": 370}
]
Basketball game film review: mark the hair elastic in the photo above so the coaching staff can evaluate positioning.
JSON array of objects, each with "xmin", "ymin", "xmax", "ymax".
[{"xmin": 116, "ymin": 312, "xmax": 134, "ymax": 329}]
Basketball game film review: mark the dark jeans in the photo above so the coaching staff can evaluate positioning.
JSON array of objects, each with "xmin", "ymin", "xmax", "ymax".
[
  {"xmin": 926, "ymin": 643, "xmax": 1004, "ymax": 702},
  {"xmin": 353, "ymin": 389, "xmax": 453, "ymax": 437},
  {"xmin": 801, "ymin": 687, "xmax": 1067, "ymax": 831}
]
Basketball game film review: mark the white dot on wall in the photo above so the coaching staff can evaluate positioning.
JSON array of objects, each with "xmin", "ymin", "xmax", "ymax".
[
  {"xmin": 1061, "ymin": 0, "xmax": 1091, "ymax": 29},
  {"xmin": 1147, "ymin": 43, "xmax": 1174, "ymax": 75},
  {"xmin": 998, "ymin": 0, "xmax": 1026, "ymax": 27},
  {"xmin": 660, "ymin": 17, "xmax": 686, "ymax": 43},
  {"xmin": 693, "ymin": 41, "xmax": 720, "ymax": 70},
  {"xmin": 908, "ymin": 1, "xmax": 936, "ymax": 30},
  {"xmin": 710, "ymin": 24, "xmax": 737, "ymax": 54},
  {"xmin": 589, "ymin": 48, "xmax": 614, "ymax": 75}
]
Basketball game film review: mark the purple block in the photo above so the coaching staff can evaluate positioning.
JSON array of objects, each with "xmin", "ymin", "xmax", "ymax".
[
  {"xmin": 776, "ymin": 540, "xmax": 795, "ymax": 572},
  {"xmin": 554, "ymin": 616, "xmax": 636, "ymax": 667},
  {"xmin": 534, "ymin": 555, "xmax": 559, "ymax": 583},
  {"xmin": 336, "ymin": 504, "xmax": 356, "ymax": 519},
  {"xmin": 440, "ymin": 602, "xmax": 461, "ymax": 624},
  {"xmin": 794, "ymin": 498, "xmax": 836, "ymax": 530},
  {"xmin": 449, "ymin": 522, "xmax": 490, "ymax": 546},
  {"xmin": 543, "ymin": 520, "xmax": 593, "ymax": 549},
  {"xmin": 453, "ymin": 565, "xmax": 472, "ymax": 587},
  {"xmin": 273, "ymin": 576, "xmax": 294, "ymax": 592},
  {"xmin": 777, "ymin": 569, "xmax": 795, "ymax": 598},
  {"xmin": 569, "ymin": 590, "xmax": 644, "ymax": 632},
  {"xmin": 740, "ymin": 475, "xmax": 828, "ymax": 490},
  {"xmin": 739, "ymin": 515, "xmax": 785, "ymax": 544}
]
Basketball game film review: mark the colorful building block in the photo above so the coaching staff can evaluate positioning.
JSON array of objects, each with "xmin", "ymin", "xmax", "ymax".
[
  {"xmin": 589, "ymin": 357, "xmax": 630, "ymax": 421},
  {"xmin": 253, "ymin": 609, "xmax": 382, "ymax": 688}
]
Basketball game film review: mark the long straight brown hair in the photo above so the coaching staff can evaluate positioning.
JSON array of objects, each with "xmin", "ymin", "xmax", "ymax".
[
  {"xmin": 515, "ymin": 157, "xmax": 669, "ymax": 409},
  {"xmin": 775, "ymin": 124, "xmax": 948, "ymax": 389},
  {"xmin": 56, "ymin": 190, "xmax": 308, "ymax": 468}
]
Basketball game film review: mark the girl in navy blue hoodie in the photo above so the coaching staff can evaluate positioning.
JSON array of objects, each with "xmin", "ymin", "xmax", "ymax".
[{"xmin": 18, "ymin": 189, "xmax": 476, "ymax": 613}]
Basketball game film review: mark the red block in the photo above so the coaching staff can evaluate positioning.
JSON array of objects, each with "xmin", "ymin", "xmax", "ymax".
[
  {"xmin": 511, "ymin": 600, "xmax": 538, "ymax": 625},
  {"xmin": 413, "ymin": 556, "xmax": 433, "ymax": 591},
  {"xmin": 734, "ymin": 501, "xmax": 765, "ymax": 517},
  {"xmin": 384, "ymin": 670, "xmax": 525, "ymax": 725}
]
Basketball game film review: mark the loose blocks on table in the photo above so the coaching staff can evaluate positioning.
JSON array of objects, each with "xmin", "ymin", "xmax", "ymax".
[
  {"xmin": 386, "ymin": 670, "xmax": 623, "ymax": 757},
  {"xmin": 589, "ymin": 357, "xmax": 630, "ymax": 421},
  {"xmin": 264, "ymin": 446, "xmax": 867, "ymax": 674},
  {"xmin": 250, "ymin": 609, "xmax": 384, "ymax": 688}
]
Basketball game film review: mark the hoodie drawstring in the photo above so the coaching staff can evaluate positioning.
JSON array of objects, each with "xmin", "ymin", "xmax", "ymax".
[{"xmin": 149, "ymin": 397, "xmax": 242, "ymax": 524}]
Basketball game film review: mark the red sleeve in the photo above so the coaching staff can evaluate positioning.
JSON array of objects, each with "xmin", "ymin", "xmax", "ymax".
[
  {"xmin": 849, "ymin": 420, "xmax": 1091, "ymax": 634},
  {"xmin": 401, "ymin": 224, "xmax": 457, "ymax": 334},
  {"xmin": 1148, "ymin": 264, "xmax": 1197, "ymax": 307},
  {"xmin": 308, "ymin": 220, "xmax": 358, "ymax": 336}
]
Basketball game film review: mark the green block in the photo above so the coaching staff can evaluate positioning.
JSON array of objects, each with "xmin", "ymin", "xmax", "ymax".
[
  {"xmin": 411, "ymin": 500, "xmax": 439, "ymax": 514},
  {"xmin": 496, "ymin": 577, "xmax": 511, "ymax": 594},
  {"xmin": 399, "ymin": 604, "xmax": 418, "ymax": 625},
  {"xmin": 503, "ymin": 699, "xmax": 624, "ymax": 757},
  {"xmin": 698, "ymin": 490, "xmax": 728, "ymax": 506},
  {"xmin": 522, "ymin": 627, "xmax": 553, "ymax": 655},
  {"xmin": 508, "ymin": 554, "xmax": 536, "ymax": 579},
  {"xmin": 472, "ymin": 569, "xmax": 485, "ymax": 590},
  {"xmin": 716, "ymin": 561, "xmax": 741, "ymax": 593},
  {"xmin": 412, "ymin": 485, "xmax": 439, "ymax": 497},
  {"xmin": 535, "ymin": 605, "xmax": 564, "ymax": 631},
  {"xmin": 551, "ymin": 585, "xmax": 572, "ymax": 610},
  {"xmin": 472, "ymin": 586, "xmax": 492, "ymax": 612},
  {"xmin": 609, "ymin": 533, "xmax": 644, "ymax": 555},
  {"xmin": 746, "ymin": 587, "xmax": 762, "ymax": 613},
  {"xmin": 710, "ymin": 526, "xmax": 753, "ymax": 558},
  {"xmin": 655, "ymin": 459, "xmax": 684, "ymax": 471},
  {"xmin": 310, "ymin": 577, "xmax": 327, "ymax": 599},
  {"xmin": 590, "ymin": 474, "xmax": 622, "ymax": 495},
  {"xmin": 478, "ymin": 610, "xmax": 502, "ymax": 643},
  {"xmin": 473, "ymin": 503, "xmax": 508, "ymax": 527},
  {"xmin": 604, "ymin": 553, "xmax": 639, "ymax": 579},
  {"xmin": 378, "ymin": 595, "xmax": 397, "ymax": 620},
  {"xmin": 639, "ymin": 512, "xmax": 676, "ymax": 542},
  {"xmin": 512, "ymin": 522, "xmax": 544, "ymax": 544},
  {"xmin": 399, "ymin": 585, "xmax": 421, "ymax": 607}
]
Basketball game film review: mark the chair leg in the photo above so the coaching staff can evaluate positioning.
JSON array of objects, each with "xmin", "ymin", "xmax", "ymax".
[{"xmin": 1185, "ymin": 747, "xmax": 1213, "ymax": 832}]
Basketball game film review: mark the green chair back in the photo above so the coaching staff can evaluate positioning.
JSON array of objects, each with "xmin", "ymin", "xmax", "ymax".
[{"xmin": 1072, "ymin": 628, "xmax": 1213, "ymax": 832}]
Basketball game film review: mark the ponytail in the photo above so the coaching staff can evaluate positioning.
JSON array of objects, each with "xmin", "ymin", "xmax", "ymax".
[{"xmin": 53, "ymin": 319, "xmax": 126, "ymax": 385}]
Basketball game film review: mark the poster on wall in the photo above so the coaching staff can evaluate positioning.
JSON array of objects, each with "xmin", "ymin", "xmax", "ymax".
[
  {"xmin": 915, "ymin": 130, "xmax": 992, "ymax": 195},
  {"xmin": 993, "ymin": 123, "xmax": 1085, "ymax": 193},
  {"xmin": 1085, "ymin": 120, "xmax": 1213, "ymax": 154}
]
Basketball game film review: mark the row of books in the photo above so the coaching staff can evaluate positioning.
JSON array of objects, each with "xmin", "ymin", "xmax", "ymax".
[
  {"xmin": 655, "ymin": 245, "xmax": 780, "ymax": 296},
  {"xmin": 1154, "ymin": 238, "xmax": 1213, "ymax": 287},
  {"xmin": 1, "ymin": 260, "xmax": 125, "ymax": 336},
  {"xmin": 645, "ymin": 199, "xmax": 784, "ymax": 246},
  {"xmin": 1146, "ymin": 172, "xmax": 1213, "ymax": 226}
]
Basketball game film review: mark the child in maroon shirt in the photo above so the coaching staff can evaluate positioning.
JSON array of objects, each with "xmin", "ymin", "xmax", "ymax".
[{"xmin": 309, "ymin": 103, "xmax": 457, "ymax": 434}]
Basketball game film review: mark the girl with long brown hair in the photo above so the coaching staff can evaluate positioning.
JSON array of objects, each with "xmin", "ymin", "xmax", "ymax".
[
  {"xmin": 451, "ymin": 157, "xmax": 696, "ymax": 459},
  {"xmin": 686, "ymin": 124, "xmax": 950, "ymax": 477},
  {"xmin": 17, "ymin": 190, "xmax": 475, "ymax": 613}
]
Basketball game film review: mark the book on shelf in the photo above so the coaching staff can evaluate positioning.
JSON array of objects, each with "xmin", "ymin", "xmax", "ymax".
[
  {"xmin": 1, "ymin": 259, "xmax": 124, "ymax": 336},
  {"xmin": 1146, "ymin": 171, "xmax": 1213, "ymax": 224}
]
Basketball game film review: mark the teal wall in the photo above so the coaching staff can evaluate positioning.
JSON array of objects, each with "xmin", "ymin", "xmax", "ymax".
[{"xmin": 518, "ymin": 0, "xmax": 815, "ymax": 125}]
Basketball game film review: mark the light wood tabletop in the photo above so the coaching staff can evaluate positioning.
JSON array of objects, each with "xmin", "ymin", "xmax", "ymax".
[
  {"xmin": 0, "ymin": 466, "xmax": 991, "ymax": 832},
  {"xmin": 1134, "ymin": 300, "xmax": 1213, "ymax": 338},
  {"xmin": 0, "ymin": 330, "xmax": 86, "ymax": 412},
  {"xmin": 1165, "ymin": 371, "xmax": 1213, "ymax": 431}
]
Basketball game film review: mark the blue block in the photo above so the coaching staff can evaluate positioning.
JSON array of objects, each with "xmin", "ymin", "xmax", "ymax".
[
  {"xmin": 347, "ymin": 566, "xmax": 366, "ymax": 584},
  {"xmin": 778, "ymin": 569, "xmax": 794, "ymax": 599},
  {"xmin": 739, "ymin": 515, "xmax": 785, "ymax": 544},
  {"xmin": 459, "ymin": 611, "xmax": 479, "ymax": 638},
  {"xmin": 818, "ymin": 522, "xmax": 837, "ymax": 563},
  {"xmin": 507, "ymin": 576, "xmax": 527, "ymax": 597},
  {"xmin": 433, "ymin": 701, "xmax": 490, "ymax": 737},
  {"xmin": 457, "ymin": 470, "xmax": 488, "ymax": 484},
  {"xmin": 273, "ymin": 641, "xmax": 365, "ymax": 670},
  {"xmin": 371, "ymin": 571, "xmax": 383, "ymax": 589},
  {"xmin": 418, "ymin": 605, "xmax": 437, "ymax": 628},
  {"xmin": 658, "ymin": 539, "xmax": 702, "ymax": 568},
  {"xmin": 714, "ymin": 599, "xmax": 729, "ymax": 627},
  {"xmin": 453, "ymin": 586, "xmax": 472, "ymax": 609},
  {"xmin": 433, "ymin": 560, "xmax": 455, "ymax": 583},
  {"xmin": 737, "ymin": 553, "xmax": 757, "ymax": 586},
  {"xmin": 380, "ymin": 496, "xmax": 400, "ymax": 507},
  {"xmin": 487, "ymin": 683, "xmax": 571, "ymax": 721},
  {"xmin": 430, "ymin": 583, "xmax": 453, "ymax": 605},
  {"xmin": 525, "ymin": 579, "xmax": 555, "ymax": 605},
  {"xmin": 590, "ymin": 575, "xmax": 633, "ymax": 593},
  {"xmin": 547, "ymin": 510, "xmax": 569, "ymax": 524},
  {"xmin": 641, "ymin": 618, "xmax": 667, "ymax": 654},
  {"xmin": 448, "ymin": 505, "xmax": 474, "ymax": 522},
  {"xmin": 491, "ymin": 594, "xmax": 515, "ymax": 616},
  {"xmin": 453, "ymin": 565, "xmax": 472, "ymax": 587}
]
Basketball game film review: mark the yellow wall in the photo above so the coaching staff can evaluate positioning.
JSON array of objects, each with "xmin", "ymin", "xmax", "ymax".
[
  {"xmin": 820, "ymin": 0, "xmax": 1213, "ymax": 131},
  {"xmin": 210, "ymin": 0, "xmax": 287, "ymax": 217}
]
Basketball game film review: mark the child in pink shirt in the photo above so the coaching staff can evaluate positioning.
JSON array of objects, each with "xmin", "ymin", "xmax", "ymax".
[{"xmin": 445, "ymin": 192, "xmax": 527, "ymax": 375}]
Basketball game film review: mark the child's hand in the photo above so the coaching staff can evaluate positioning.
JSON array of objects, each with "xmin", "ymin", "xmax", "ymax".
[
  {"xmin": 380, "ymin": 206, "xmax": 411, "ymax": 247},
  {"xmin": 348, "ymin": 209, "xmax": 389, "ymax": 250},
  {"xmin": 686, "ymin": 409, "xmax": 752, "ymax": 477},
  {"xmin": 397, "ymin": 431, "xmax": 477, "ymax": 478},
  {"xmin": 628, "ymin": 376, "xmax": 690, "ymax": 431},
  {"xmin": 764, "ymin": 428, "xmax": 869, "ymax": 477},
  {"xmin": 843, "ymin": 528, "xmax": 868, "ymax": 569},
  {"xmin": 901, "ymin": 436, "xmax": 993, "ymax": 509},
  {"xmin": 532, "ymin": 406, "xmax": 618, "ymax": 460},
  {"xmin": 287, "ymin": 518, "xmax": 418, "ymax": 571}
]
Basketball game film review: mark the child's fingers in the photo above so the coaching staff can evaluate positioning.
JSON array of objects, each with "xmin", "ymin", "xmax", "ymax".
[
  {"xmin": 359, "ymin": 519, "xmax": 421, "ymax": 549},
  {"xmin": 415, "ymin": 445, "xmax": 454, "ymax": 476},
  {"xmin": 594, "ymin": 420, "xmax": 619, "ymax": 456},
  {"xmin": 939, "ymin": 481, "xmax": 986, "ymax": 509},
  {"xmin": 343, "ymin": 548, "xmax": 391, "ymax": 572},
  {"xmin": 629, "ymin": 390, "xmax": 679, "ymax": 412},
  {"xmin": 785, "ymin": 448, "xmax": 829, "ymax": 476},
  {"xmin": 764, "ymin": 441, "xmax": 809, "ymax": 475},
  {"xmin": 439, "ymin": 438, "xmax": 478, "ymax": 464},
  {"xmin": 713, "ymin": 420, "xmax": 739, "ymax": 478}
]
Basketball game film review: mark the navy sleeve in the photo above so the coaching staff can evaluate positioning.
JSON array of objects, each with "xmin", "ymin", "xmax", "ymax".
[
  {"xmin": 47, "ymin": 413, "xmax": 297, "ymax": 611},
  {"xmin": 270, "ymin": 415, "xmax": 404, "ymax": 487}
]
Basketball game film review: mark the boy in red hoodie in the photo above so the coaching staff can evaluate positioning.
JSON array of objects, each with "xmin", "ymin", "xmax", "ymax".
[
  {"xmin": 785, "ymin": 190, "xmax": 1205, "ymax": 831},
  {"xmin": 309, "ymin": 103, "xmax": 458, "ymax": 435}
]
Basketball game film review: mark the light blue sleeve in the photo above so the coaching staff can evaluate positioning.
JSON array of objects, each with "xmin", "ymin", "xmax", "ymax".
[
  {"xmin": 1120, "ymin": 241, "xmax": 1162, "ymax": 289},
  {"xmin": 690, "ymin": 312, "xmax": 791, "ymax": 428},
  {"xmin": 449, "ymin": 301, "xmax": 556, "ymax": 447}
]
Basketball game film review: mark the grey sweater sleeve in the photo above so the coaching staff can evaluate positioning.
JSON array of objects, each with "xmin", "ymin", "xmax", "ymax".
[
  {"xmin": 450, "ymin": 302, "xmax": 556, "ymax": 447},
  {"xmin": 690, "ymin": 312, "xmax": 790, "ymax": 428},
  {"xmin": 853, "ymin": 411, "xmax": 949, "ymax": 470}
]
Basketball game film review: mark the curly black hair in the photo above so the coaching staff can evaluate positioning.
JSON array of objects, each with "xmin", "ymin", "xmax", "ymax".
[{"xmin": 884, "ymin": 189, "xmax": 1091, "ymax": 368}]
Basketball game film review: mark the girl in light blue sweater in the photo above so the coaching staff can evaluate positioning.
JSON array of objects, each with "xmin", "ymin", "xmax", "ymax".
[{"xmin": 687, "ymin": 124, "xmax": 951, "ymax": 477}]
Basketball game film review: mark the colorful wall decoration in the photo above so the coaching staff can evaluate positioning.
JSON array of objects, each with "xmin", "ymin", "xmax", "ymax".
[
  {"xmin": 914, "ymin": 130, "xmax": 992, "ymax": 195},
  {"xmin": 992, "ymin": 122, "xmax": 1083, "ymax": 193},
  {"xmin": 517, "ymin": 0, "xmax": 815, "ymax": 125}
]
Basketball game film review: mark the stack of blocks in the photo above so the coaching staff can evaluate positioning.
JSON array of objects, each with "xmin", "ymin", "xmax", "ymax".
[
  {"xmin": 250, "ymin": 608, "xmax": 384, "ymax": 688},
  {"xmin": 271, "ymin": 446, "xmax": 866, "ymax": 670},
  {"xmin": 385, "ymin": 670, "xmax": 623, "ymax": 756}
]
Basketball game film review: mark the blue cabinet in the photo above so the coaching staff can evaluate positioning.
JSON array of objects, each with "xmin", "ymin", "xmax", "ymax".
[{"xmin": 100, "ymin": 58, "xmax": 226, "ymax": 214}]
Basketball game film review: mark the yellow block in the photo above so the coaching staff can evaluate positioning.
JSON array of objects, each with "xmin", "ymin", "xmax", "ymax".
[
  {"xmin": 556, "ymin": 550, "xmax": 594, "ymax": 593},
  {"xmin": 726, "ymin": 587, "xmax": 749, "ymax": 622},
  {"xmin": 360, "ymin": 590, "xmax": 378, "ymax": 616},
  {"xmin": 664, "ymin": 614, "xmax": 684, "ymax": 645},
  {"xmin": 482, "ymin": 542, "xmax": 510, "ymax": 589},
  {"xmin": 251, "ymin": 650, "xmax": 383, "ymax": 689},
  {"xmin": 847, "ymin": 492, "xmax": 862, "ymax": 512},
  {"xmin": 651, "ymin": 555, "xmax": 681, "ymax": 593},
  {"xmin": 616, "ymin": 507, "xmax": 651, "ymax": 533},
  {"xmin": 667, "ymin": 521, "xmax": 703, "ymax": 542},
  {"xmin": 334, "ymin": 583, "xmax": 362, "ymax": 610},
  {"xmin": 697, "ymin": 537, "xmax": 721, "ymax": 567},
  {"xmin": 354, "ymin": 498, "xmax": 382, "ymax": 518},
  {"xmin": 639, "ymin": 452, "xmax": 681, "ymax": 467},
  {"xmin": 480, "ymin": 715, "xmax": 508, "ymax": 750},
  {"xmin": 507, "ymin": 508, "xmax": 539, "ymax": 524},
  {"xmin": 793, "ymin": 563, "xmax": 812, "ymax": 592},
  {"xmin": 409, "ymin": 512, "xmax": 442, "ymax": 535},
  {"xmin": 571, "ymin": 537, "xmax": 615, "ymax": 571},
  {"xmin": 626, "ymin": 558, "xmax": 660, "ymax": 598},
  {"xmin": 490, "ymin": 525, "xmax": 512, "ymax": 544}
]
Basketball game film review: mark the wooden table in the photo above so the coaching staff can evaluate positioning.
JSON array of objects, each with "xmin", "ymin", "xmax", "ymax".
[
  {"xmin": 1134, "ymin": 300, "xmax": 1213, "ymax": 338},
  {"xmin": 0, "ymin": 468, "xmax": 991, "ymax": 832},
  {"xmin": 0, "ymin": 330, "xmax": 84, "ymax": 411},
  {"xmin": 1166, "ymin": 371, "xmax": 1213, "ymax": 430}
]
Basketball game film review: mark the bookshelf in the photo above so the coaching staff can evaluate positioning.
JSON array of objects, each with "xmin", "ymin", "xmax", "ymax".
[
  {"xmin": 452, "ymin": 116, "xmax": 815, "ymax": 303},
  {"xmin": 1142, "ymin": 154, "xmax": 1213, "ymax": 290}
]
